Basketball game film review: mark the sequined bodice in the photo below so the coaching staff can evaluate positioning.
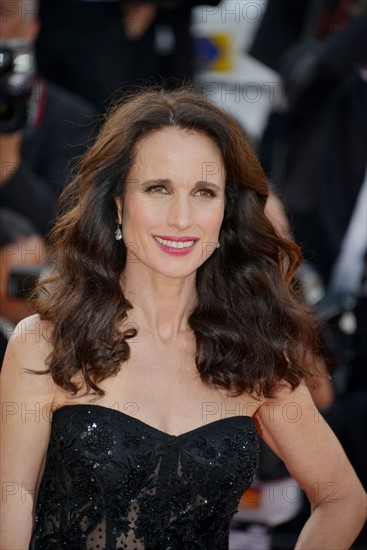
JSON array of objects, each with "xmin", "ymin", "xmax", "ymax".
[{"xmin": 30, "ymin": 404, "xmax": 259, "ymax": 550}]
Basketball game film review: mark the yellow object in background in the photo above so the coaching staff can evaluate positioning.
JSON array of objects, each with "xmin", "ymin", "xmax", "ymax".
[
  {"xmin": 194, "ymin": 33, "xmax": 234, "ymax": 72},
  {"xmin": 208, "ymin": 33, "xmax": 234, "ymax": 71}
]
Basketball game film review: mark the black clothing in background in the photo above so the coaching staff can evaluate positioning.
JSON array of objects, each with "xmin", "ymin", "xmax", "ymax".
[
  {"xmin": 35, "ymin": 0, "xmax": 221, "ymax": 112},
  {"xmin": 0, "ymin": 80, "xmax": 97, "ymax": 237},
  {"xmin": 36, "ymin": 1, "xmax": 156, "ymax": 111},
  {"xmin": 259, "ymin": 8, "xmax": 367, "ymax": 286},
  {"xmin": 249, "ymin": 0, "xmax": 318, "ymax": 71},
  {"xmin": 271, "ymin": 72, "xmax": 367, "ymax": 285}
]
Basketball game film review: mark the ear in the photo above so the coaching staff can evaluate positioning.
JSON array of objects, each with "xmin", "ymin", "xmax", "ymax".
[{"xmin": 115, "ymin": 197, "xmax": 123, "ymax": 224}]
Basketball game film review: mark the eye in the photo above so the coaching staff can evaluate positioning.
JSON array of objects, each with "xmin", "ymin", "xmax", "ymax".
[
  {"xmin": 195, "ymin": 188, "xmax": 217, "ymax": 198},
  {"xmin": 145, "ymin": 185, "xmax": 169, "ymax": 194}
]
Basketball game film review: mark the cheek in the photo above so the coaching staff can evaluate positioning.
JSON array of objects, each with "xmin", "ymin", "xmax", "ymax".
[
  {"xmin": 200, "ymin": 203, "xmax": 225, "ymax": 233},
  {"xmin": 123, "ymin": 199, "xmax": 162, "ymax": 235}
]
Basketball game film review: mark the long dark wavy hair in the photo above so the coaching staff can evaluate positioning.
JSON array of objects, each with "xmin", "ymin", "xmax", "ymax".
[{"xmin": 35, "ymin": 87, "xmax": 318, "ymax": 397}]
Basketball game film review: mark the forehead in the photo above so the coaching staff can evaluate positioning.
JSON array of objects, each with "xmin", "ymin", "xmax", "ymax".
[{"xmin": 130, "ymin": 127, "xmax": 225, "ymax": 183}]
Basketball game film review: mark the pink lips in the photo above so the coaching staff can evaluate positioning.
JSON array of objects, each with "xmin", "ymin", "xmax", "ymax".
[{"xmin": 153, "ymin": 235, "xmax": 198, "ymax": 256}]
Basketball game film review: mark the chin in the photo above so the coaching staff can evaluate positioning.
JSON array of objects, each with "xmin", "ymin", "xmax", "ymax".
[{"xmin": 153, "ymin": 263, "xmax": 199, "ymax": 280}]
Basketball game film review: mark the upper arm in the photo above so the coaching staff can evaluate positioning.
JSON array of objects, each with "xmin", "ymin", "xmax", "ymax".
[
  {"xmin": 0, "ymin": 315, "xmax": 56, "ymax": 549},
  {"xmin": 254, "ymin": 382, "xmax": 364, "ymax": 509}
]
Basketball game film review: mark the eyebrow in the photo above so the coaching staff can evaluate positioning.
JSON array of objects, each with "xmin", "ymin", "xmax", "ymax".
[{"xmin": 141, "ymin": 179, "xmax": 223, "ymax": 191}]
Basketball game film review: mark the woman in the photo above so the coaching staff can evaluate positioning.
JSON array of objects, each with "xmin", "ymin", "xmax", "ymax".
[{"xmin": 1, "ymin": 88, "xmax": 365, "ymax": 549}]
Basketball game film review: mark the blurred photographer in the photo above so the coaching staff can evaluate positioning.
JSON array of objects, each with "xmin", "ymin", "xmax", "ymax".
[
  {"xmin": 0, "ymin": 0, "xmax": 96, "ymax": 237},
  {"xmin": 0, "ymin": 208, "xmax": 47, "ymax": 366}
]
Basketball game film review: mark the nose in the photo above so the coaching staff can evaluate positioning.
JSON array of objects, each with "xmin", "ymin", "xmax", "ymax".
[{"xmin": 167, "ymin": 194, "xmax": 193, "ymax": 231}]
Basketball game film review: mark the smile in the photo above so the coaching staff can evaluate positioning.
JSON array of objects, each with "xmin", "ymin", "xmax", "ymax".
[
  {"xmin": 153, "ymin": 236, "xmax": 198, "ymax": 256},
  {"xmin": 154, "ymin": 236, "xmax": 195, "ymax": 249}
]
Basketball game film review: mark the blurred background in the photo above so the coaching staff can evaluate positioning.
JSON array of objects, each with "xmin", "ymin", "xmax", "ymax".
[{"xmin": 1, "ymin": 1, "xmax": 366, "ymax": 548}]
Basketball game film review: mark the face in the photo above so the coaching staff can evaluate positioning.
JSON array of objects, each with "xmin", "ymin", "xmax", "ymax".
[
  {"xmin": 0, "ymin": 0, "xmax": 39, "ymax": 43},
  {"xmin": 117, "ymin": 127, "xmax": 226, "ymax": 280}
]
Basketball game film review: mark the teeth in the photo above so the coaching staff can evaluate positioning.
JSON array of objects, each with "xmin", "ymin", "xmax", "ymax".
[{"xmin": 154, "ymin": 236, "xmax": 195, "ymax": 249}]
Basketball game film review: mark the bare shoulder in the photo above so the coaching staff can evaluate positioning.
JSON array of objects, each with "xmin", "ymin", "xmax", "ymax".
[
  {"xmin": 254, "ymin": 381, "xmax": 365, "ymax": 507},
  {"xmin": 1, "ymin": 316, "xmax": 58, "ymax": 548},
  {"xmin": 257, "ymin": 380, "xmax": 312, "ymax": 413},
  {"xmin": 254, "ymin": 381, "xmax": 318, "ymax": 443},
  {"xmin": 253, "ymin": 381, "xmax": 322, "ymax": 473},
  {"xmin": 5, "ymin": 313, "xmax": 52, "ymax": 362},
  {"xmin": 1, "ymin": 314, "xmax": 57, "ymax": 404}
]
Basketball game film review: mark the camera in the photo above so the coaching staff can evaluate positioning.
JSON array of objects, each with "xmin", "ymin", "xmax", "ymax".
[{"xmin": 0, "ymin": 40, "xmax": 36, "ymax": 133}]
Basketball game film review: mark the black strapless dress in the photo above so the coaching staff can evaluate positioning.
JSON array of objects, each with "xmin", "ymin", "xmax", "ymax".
[{"xmin": 30, "ymin": 404, "xmax": 259, "ymax": 550}]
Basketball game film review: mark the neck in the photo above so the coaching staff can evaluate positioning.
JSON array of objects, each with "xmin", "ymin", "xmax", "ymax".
[{"xmin": 121, "ymin": 263, "xmax": 198, "ymax": 342}]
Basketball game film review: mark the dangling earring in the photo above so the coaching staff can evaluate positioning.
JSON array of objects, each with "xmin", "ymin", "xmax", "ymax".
[
  {"xmin": 115, "ymin": 223, "xmax": 123, "ymax": 241},
  {"xmin": 216, "ymin": 242, "xmax": 220, "ymax": 249}
]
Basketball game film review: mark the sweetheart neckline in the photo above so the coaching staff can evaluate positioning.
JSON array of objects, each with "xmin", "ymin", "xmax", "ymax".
[{"xmin": 53, "ymin": 403, "xmax": 257, "ymax": 439}]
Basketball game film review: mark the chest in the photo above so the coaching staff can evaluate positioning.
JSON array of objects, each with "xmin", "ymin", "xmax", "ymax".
[
  {"xmin": 56, "ymin": 334, "xmax": 261, "ymax": 436},
  {"xmin": 34, "ymin": 404, "xmax": 260, "ymax": 548}
]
